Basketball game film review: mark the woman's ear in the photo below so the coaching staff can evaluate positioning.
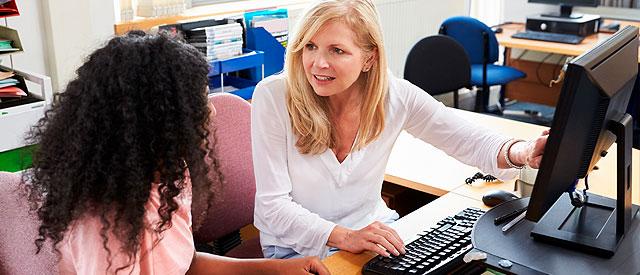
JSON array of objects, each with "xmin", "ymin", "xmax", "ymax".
[{"xmin": 362, "ymin": 51, "xmax": 378, "ymax": 72}]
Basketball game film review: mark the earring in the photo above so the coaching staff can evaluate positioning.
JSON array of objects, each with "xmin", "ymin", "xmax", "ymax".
[{"xmin": 363, "ymin": 67, "xmax": 370, "ymax": 72}]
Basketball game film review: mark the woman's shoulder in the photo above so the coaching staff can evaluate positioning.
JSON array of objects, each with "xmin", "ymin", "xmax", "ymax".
[
  {"xmin": 388, "ymin": 73, "xmax": 420, "ymax": 95},
  {"xmin": 386, "ymin": 73, "xmax": 423, "ymax": 104},
  {"xmin": 255, "ymin": 73, "xmax": 287, "ymax": 97},
  {"xmin": 58, "ymin": 183, "xmax": 194, "ymax": 274},
  {"xmin": 253, "ymin": 73, "xmax": 288, "ymax": 108}
]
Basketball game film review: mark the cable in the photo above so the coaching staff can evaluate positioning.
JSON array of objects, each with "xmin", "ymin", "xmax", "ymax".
[
  {"xmin": 551, "ymin": 54, "xmax": 566, "ymax": 84},
  {"xmin": 584, "ymin": 175, "xmax": 590, "ymax": 192},
  {"xmin": 535, "ymin": 53, "xmax": 554, "ymax": 86},
  {"xmin": 514, "ymin": 49, "xmax": 528, "ymax": 61}
]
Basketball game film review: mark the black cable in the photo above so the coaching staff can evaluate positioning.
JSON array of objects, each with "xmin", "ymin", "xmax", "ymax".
[
  {"xmin": 536, "ymin": 53, "xmax": 554, "ymax": 86},
  {"xmin": 514, "ymin": 49, "xmax": 528, "ymax": 61},
  {"xmin": 584, "ymin": 175, "xmax": 590, "ymax": 192}
]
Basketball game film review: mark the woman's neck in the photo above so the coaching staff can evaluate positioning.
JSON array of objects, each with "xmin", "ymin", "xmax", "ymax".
[{"xmin": 328, "ymin": 79, "xmax": 364, "ymax": 117}]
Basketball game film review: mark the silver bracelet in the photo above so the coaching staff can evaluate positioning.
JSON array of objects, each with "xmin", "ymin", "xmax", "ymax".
[{"xmin": 503, "ymin": 139, "xmax": 526, "ymax": 169}]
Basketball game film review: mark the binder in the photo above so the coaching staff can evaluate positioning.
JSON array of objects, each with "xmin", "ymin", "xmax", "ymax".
[{"xmin": 0, "ymin": 0, "xmax": 19, "ymax": 18}]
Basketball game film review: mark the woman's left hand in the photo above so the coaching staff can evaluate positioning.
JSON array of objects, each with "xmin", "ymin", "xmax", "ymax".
[{"xmin": 511, "ymin": 129, "xmax": 549, "ymax": 169}]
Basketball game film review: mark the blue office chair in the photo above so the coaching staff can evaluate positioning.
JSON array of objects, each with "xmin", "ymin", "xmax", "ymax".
[{"xmin": 439, "ymin": 16, "xmax": 526, "ymax": 113}]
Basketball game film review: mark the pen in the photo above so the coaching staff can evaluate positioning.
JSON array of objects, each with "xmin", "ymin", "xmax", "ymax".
[
  {"xmin": 502, "ymin": 211, "xmax": 526, "ymax": 232},
  {"xmin": 494, "ymin": 206, "xmax": 527, "ymax": 225}
]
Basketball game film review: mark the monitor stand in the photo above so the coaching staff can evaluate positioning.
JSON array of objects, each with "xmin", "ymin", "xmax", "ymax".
[
  {"xmin": 540, "ymin": 4, "xmax": 583, "ymax": 19},
  {"xmin": 530, "ymin": 114, "xmax": 637, "ymax": 258}
]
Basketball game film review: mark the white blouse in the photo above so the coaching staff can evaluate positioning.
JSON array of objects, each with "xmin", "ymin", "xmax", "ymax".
[{"xmin": 251, "ymin": 73, "xmax": 518, "ymax": 258}]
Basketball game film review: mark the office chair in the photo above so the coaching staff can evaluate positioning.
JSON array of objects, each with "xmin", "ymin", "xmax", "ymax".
[
  {"xmin": 192, "ymin": 93, "xmax": 261, "ymax": 258},
  {"xmin": 440, "ymin": 16, "xmax": 526, "ymax": 113},
  {"xmin": 0, "ymin": 172, "xmax": 57, "ymax": 275},
  {"xmin": 404, "ymin": 35, "xmax": 471, "ymax": 108}
]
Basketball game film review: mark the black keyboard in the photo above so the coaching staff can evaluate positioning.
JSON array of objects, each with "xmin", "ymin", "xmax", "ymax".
[
  {"xmin": 362, "ymin": 207, "xmax": 485, "ymax": 275},
  {"xmin": 511, "ymin": 31, "xmax": 584, "ymax": 44}
]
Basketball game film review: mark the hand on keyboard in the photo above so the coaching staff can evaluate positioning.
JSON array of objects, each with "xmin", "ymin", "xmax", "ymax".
[
  {"xmin": 328, "ymin": 221, "xmax": 406, "ymax": 257},
  {"xmin": 362, "ymin": 208, "xmax": 485, "ymax": 274}
]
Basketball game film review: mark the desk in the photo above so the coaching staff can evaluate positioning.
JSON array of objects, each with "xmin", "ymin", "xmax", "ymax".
[
  {"xmin": 494, "ymin": 21, "xmax": 640, "ymax": 107},
  {"xmin": 323, "ymin": 109, "xmax": 640, "ymax": 274},
  {"xmin": 496, "ymin": 21, "xmax": 640, "ymax": 62}
]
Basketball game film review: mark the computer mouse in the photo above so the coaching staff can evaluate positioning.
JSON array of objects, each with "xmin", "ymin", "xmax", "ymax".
[
  {"xmin": 482, "ymin": 189, "xmax": 519, "ymax": 207},
  {"xmin": 493, "ymin": 27, "xmax": 503, "ymax": 34}
]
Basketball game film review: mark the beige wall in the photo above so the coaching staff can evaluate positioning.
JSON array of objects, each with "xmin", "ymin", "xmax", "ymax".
[{"xmin": 41, "ymin": 0, "xmax": 115, "ymax": 92}]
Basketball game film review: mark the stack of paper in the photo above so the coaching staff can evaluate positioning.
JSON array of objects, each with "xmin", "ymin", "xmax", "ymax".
[
  {"xmin": 186, "ymin": 22, "xmax": 243, "ymax": 61},
  {"xmin": 252, "ymin": 16, "xmax": 288, "ymax": 48},
  {"xmin": 0, "ymin": 39, "xmax": 18, "ymax": 52},
  {"xmin": 0, "ymin": 71, "xmax": 25, "ymax": 98},
  {"xmin": 245, "ymin": 9, "xmax": 289, "ymax": 48}
]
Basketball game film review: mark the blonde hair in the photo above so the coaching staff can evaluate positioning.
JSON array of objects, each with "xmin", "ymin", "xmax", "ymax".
[{"xmin": 285, "ymin": 0, "xmax": 388, "ymax": 155}]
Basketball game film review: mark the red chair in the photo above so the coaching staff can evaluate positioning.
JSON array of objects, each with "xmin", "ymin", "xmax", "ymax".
[
  {"xmin": 0, "ymin": 172, "xmax": 57, "ymax": 274},
  {"xmin": 192, "ymin": 93, "xmax": 261, "ymax": 258}
]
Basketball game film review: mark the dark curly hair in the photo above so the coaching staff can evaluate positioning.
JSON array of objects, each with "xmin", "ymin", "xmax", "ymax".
[{"xmin": 21, "ymin": 30, "xmax": 221, "ymax": 272}]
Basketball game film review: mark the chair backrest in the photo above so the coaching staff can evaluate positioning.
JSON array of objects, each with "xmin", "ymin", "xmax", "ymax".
[
  {"xmin": 193, "ymin": 93, "xmax": 255, "ymax": 242},
  {"xmin": 440, "ymin": 16, "xmax": 499, "ymax": 65},
  {"xmin": 0, "ymin": 172, "xmax": 57, "ymax": 275},
  {"xmin": 403, "ymin": 35, "xmax": 470, "ymax": 96}
]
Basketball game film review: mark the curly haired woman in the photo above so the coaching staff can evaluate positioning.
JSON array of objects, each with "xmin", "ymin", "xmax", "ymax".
[{"xmin": 22, "ymin": 31, "xmax": 328, "ymax": 275}]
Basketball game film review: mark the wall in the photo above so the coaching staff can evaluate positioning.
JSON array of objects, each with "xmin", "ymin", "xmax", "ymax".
[
  {"xmin": 39, "ymin": 0, "xmax": 115, "ymax": 92},
  {"xmin": 503, "ymin": 0, "xmax": 640, "ymax": 22},
  {"xmin": 376, "ymin": 0, "xmax": 469, "ymax": 77},
  {"xmin": 575, "ymin": 6, "xmax": 640, "ymax": 20},
  {"xmin": 501, "ymin": 0, "xmax": 556, "ymax": 23},
  {"xmin": 0, "ymin": 1, "xmax": 115, "ymax": 93},
  {"xmin": 20, "ymin": 0, "xmax": 468, "ymax": 92},
  {"xmin": 278, "ymin": 0, "xmax": 469, "ymax": 78}
]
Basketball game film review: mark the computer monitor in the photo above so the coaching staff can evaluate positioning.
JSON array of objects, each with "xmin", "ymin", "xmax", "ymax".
[
  {"xmin": 529, "ymin": 0, "xmax": 599, "ymax": 18},
  {"xmin": 525, "ymin": 26, "xmax": 638, "ymax": 257}
]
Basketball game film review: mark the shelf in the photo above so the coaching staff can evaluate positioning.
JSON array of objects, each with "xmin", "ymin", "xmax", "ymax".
[
  {"xmin": 208, "ymin": 50, "xmax": 264, "ymax": 100},
  {"xmin": 208, "ymin": 50, "xmax": 264, "ymax": 77},
  {"xmin": 208, "ymin": 75, "xmax": 258, "ymax": 100}
]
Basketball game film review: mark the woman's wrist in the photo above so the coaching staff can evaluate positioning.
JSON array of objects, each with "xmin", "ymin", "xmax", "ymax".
[
  {"xmin": 508, "ymin": 140, "xmax": 529, "ymax": 167},
  {"xmin": 327, "ymin": 225, "xmax": 351, "ymax": 248}
]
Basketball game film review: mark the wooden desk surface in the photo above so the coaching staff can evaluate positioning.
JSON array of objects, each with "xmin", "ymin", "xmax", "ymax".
[
  {"xmin": 495, "ymin": 21, "xmax": 640, "ymax": 62},
  {"xmin": 385, "ymin": 108, "xmax": 547, "ymax": 195},
  {"xmin": 453, "ymin": 144, "xmax": 640, "ymax": 204}
]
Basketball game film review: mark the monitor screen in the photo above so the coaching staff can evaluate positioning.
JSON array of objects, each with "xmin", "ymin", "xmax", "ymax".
[{"xmin": 525, "ymin": 26, "xmax": 639, "ymax": 222}]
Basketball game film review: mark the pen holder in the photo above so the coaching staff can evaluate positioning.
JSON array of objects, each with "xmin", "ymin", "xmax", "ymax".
[{"xmin": 515, "ymin": 167, "xmax": 538, "ymax": 197}]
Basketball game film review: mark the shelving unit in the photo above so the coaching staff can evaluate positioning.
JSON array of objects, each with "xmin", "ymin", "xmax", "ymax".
[
  {"xmin": 245, "ymin": 27, "xmax": 286, "ymax": 81},
  {"xmin": 208, "ymin": 49, "xmax": 264, "ymax": 100},
  {"xmin": 0, "ymin": 67, "xmax": 53, "ymax": 172},
  {"xmin": 0, "ymin": 4, "xmax": 55, "ymax": 172}
]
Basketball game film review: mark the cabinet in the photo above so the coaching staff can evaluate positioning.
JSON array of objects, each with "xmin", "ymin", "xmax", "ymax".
[{"xmin": 0, "ymin": 66, "xmax": 53, "ymax": 172}]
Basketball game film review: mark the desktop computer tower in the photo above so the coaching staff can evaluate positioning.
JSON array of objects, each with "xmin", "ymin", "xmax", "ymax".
[{"xmin": 526, "ymin": 14, "xmax": 601, "ymax": 36}]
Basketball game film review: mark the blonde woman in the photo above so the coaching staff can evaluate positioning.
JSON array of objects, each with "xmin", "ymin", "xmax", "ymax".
[{"xmin": 251, "ymin": 0, "xmax": 548, "ymax": 259}]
